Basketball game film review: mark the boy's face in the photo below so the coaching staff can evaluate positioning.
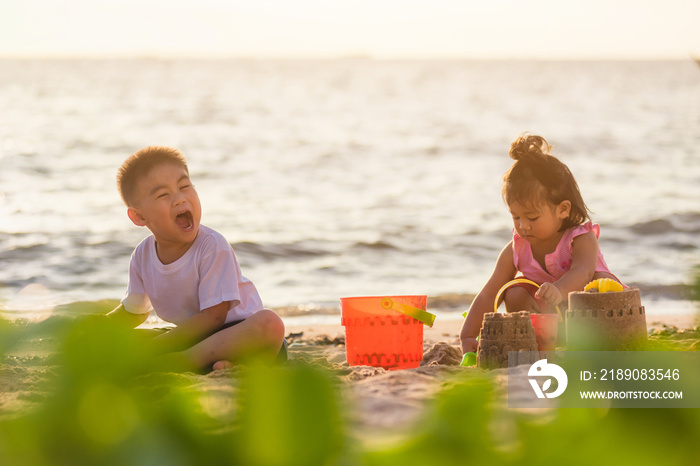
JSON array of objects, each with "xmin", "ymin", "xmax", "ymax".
[{"xmin": 127, "ymin": 163, "xmax": 202, "ymax": 248}]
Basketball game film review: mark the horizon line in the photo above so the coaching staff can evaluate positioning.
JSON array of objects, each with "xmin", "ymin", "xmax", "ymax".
[{"xmin": 0, "ymin": 53, "xmax": 697, "ymax": 62}]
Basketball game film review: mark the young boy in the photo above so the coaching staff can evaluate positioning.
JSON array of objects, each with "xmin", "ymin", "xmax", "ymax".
[{"xmin": 107, "ymin": 146, "xmax": 285, "ymax": 371}]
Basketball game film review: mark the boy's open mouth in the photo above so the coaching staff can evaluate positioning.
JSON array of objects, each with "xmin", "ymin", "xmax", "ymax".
[{"xmin": 175, "ymin": 211, "xmax": 194, "ymax": 231}]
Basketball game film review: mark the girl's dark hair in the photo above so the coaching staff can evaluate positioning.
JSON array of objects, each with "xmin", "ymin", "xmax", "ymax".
[{"xmin": 502, "ymin": 133, "xmax": 590, "ymax": 230}]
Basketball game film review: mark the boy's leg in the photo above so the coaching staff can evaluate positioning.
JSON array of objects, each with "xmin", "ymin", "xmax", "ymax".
[
  {"xmin": 174, "ymin": 309, "xmax": 285, "ymax": 371},
  {"xmin": 212, "ymin": 328, "xmax": 289, "ymax": 370}
]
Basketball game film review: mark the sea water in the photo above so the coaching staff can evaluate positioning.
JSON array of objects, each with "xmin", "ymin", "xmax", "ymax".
[{"xmin": 0, "ymin": 59, "xmax": 699, "ymax": 315}]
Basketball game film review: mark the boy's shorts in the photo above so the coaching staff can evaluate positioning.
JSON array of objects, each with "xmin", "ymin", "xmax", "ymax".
[{"xmin": 221, "ymin": 318, "xmax": 289, "ymax": 363}]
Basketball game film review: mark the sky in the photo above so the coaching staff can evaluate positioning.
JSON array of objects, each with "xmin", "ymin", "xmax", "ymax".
[{"xmin": 1, "ymin": 0, "xmax": 699, "ymax": 59}]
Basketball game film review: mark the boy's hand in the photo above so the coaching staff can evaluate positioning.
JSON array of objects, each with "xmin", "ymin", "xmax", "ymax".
[
  {"xmin": 461, "ymin": 337, "xmax": 479, "ymax": 354},
  {"xmin": 150, "ymin": 301, "xmax": 230, "ymax": 354},
  {"xmin": 534, "ymin": 282, "xmax": 563, "ymax": 306},
  {"xmin": 106, "ymin": 304, "xmax": 149, "ymax": 328}
]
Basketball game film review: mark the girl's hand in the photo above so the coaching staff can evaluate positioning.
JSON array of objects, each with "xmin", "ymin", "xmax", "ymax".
[
  {"xmin": 535, "ymin": 282, "xmax": 563, "ymax": 307},
  {"xmin": 461, "ymin": 337, "xmax": 479, "ymax": 354}
]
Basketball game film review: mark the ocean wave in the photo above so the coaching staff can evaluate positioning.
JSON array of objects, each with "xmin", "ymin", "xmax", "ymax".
[
  {"xmin": 631, "ymin": 283, "xmax": 693, "ymax": 301},
  {"xmin": 232, "ymin": 240, "xmax": 330, "ymax": 261},
  {"xmin": 662, "ymin": 241, "xmax": 698, "ymax": 251},
  {"xmin": 350, "ymin": 240, "xmax": 397, "ymax": 251},
  {"xmin": 629, "ymin": 213, "xmax": 700, "ymax": 235},
  {"xmin": 0, "ymin": 243, "xmax": 57, "ymax": 261},
  {"xmin": 232, "ymin": 238, "xmax": 404, "ymax": 261}
]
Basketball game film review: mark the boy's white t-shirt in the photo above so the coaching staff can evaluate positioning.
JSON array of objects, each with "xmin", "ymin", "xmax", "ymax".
[{"xmin": 121, "ymin": 225, "xmax": 263, "ymax": 325}]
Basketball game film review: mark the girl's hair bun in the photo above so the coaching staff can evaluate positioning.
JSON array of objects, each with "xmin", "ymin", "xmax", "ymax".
[
  {"xmin": 509, "ymin": 133, "xmax": 551, "ymax": 163},
  {"xmin": 503, "ymin": 132, "xmax": 591, "ymax": 230}
]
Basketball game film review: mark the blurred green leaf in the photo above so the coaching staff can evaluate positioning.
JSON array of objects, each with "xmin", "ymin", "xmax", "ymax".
[
  {"xmin": 0, "ymin": 317, "xmax": 25, "ymax": 355},
  {"xmin": 53, "ymin": 300, "xmax": 121, "ymax": 317},
  {"xmin": 691, "ymin": 265, "xmax": 700, "ymax": 303},
  {"xmin": 363, "ymin": 376, "xmax": 497, "ymax": 466},
  {"xmin": 233, "ymin": 363, "xmax": 345, "ymax": 466}
]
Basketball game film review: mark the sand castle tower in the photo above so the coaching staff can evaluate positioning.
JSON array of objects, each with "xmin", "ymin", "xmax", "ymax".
[
  {"xmin": 566, "ymin": 287, "xmax": 647, "ymax": 350},
  {"xmin": 477, "ymin": 311, "xmax": 539, "ymax": 369}
]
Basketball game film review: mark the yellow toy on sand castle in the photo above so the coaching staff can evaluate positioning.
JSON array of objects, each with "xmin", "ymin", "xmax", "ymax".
[{"xmin": 583, "ymin": 278, "xmax": 624, "ymax": 293}]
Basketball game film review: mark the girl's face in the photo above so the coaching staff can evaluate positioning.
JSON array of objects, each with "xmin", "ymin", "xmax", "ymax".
[{"xmin": 508, "ymin": 199, "xmax": 571, "ymax": 248}]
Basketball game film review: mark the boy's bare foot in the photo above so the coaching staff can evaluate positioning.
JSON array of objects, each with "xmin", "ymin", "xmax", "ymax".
[{"xmin": 212, "ymin": 360, "xmax": 233, "ymax": 371}]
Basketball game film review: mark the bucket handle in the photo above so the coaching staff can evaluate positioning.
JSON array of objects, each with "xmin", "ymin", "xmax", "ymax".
[
  {"xmin": 381, "ymin": 298, "xmax": 436, "ymax": 327},
  {"xmin": 494, "ymin": 278, "xmax": 562, "ymax": 321}
]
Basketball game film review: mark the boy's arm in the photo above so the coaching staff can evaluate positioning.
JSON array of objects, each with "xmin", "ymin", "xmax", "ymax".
[
  {"xmin": 536, "ymin": 231, "xmax": 598, "ymax": 306},
  {"xmin": 150, "ymin": 301, "xmax": 230, "ymax": 354},
  {"xmin": 106, "ymin": 304, "xmax": 150, "ymax": 328},
  {"xmin": 460, "ymin": 242, "xmax": 517, "ymax": 353}
]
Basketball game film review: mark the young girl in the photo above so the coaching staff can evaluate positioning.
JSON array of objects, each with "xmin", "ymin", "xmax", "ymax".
[{"xmin": 459, "ymin": 133, "xmax": 620, "ymax": 354}]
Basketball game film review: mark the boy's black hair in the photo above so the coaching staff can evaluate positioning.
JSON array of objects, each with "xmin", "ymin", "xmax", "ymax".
[{"xmin": 117, "ymin": 146, "xmax": 189, "ymax": 206}]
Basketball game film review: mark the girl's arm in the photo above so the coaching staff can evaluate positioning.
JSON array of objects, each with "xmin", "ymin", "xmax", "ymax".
[
  {"xmin": 460, "ymin": 242, "xmax": 517, "ymax": 353},
  {"xmin": 536, "ymin": 231, "xmax": 599, "ymax": 306}
]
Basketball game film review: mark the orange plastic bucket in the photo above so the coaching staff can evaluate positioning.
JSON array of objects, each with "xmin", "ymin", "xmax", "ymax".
[
  {"xmin": 530, "ymin": 313, "xmax": 559, "ymax": 351},
  {"xmin": 340, "ymin": 295, "xmax": 433, "ymax": 370}
]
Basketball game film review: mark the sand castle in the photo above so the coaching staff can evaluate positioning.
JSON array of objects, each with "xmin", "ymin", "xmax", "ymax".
[
  {"xmin": 566, "ymin": 287, "xmax": 647, "ymax": 350},
  {"xmin": 477, "ymin": 311, "xmax": 539, "ymax": 369}
]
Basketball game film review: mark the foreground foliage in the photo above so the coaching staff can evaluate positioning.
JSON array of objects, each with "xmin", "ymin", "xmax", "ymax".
[{"xmin": 1, "ymin": 313, "xmax": 698, "ymax": 466}]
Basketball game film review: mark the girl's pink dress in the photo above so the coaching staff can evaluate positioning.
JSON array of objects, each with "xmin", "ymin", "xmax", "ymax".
[{"xmin": 512, "ymin": 221, "xmax": 618, "ymax": 285}]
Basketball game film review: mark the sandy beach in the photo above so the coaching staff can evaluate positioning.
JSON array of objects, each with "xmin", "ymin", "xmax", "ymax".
[
  {"xmin": 2, "ymin": 306, "xmax": 699, "ymax": 422},
  {"xmin": 1, "ymin": 299, "xmax": 699, "ymax": 464}
]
